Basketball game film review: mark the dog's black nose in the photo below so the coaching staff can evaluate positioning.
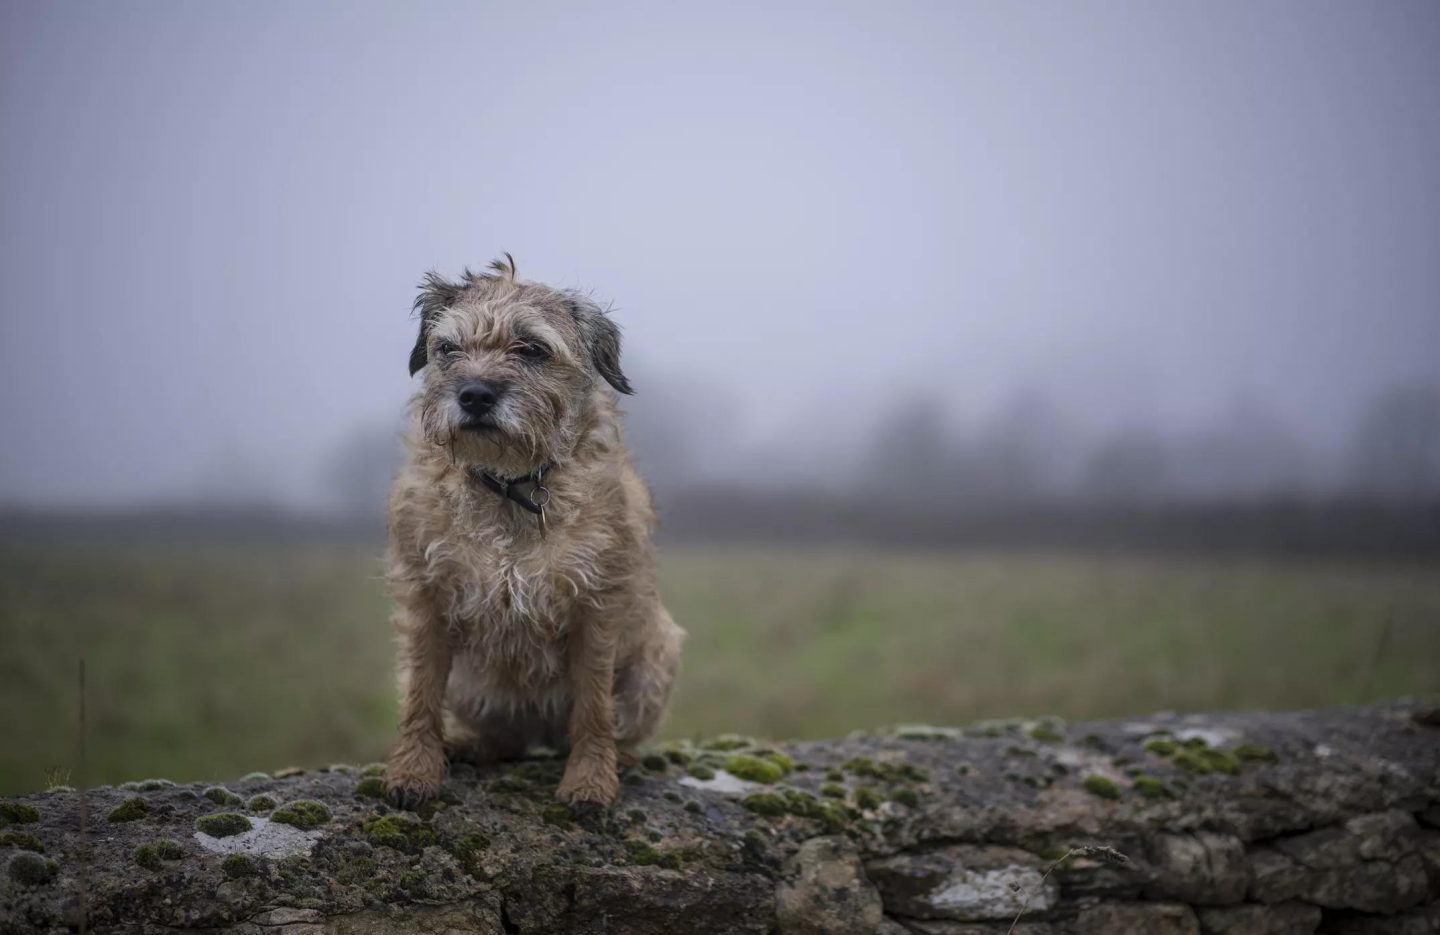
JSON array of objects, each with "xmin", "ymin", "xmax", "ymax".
[{"xmin": 457, "ymin": 381, "xmax": 503, "ymax": 417}]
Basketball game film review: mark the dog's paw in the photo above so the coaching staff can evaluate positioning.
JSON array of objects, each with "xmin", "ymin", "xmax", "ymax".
[
  {"xmin": 557, "ymin": 761, "xmax": 620, "ymax": 807},
  {"xmin": 385, "ymin": 743, "xmax": 446, "ymax": 810}
]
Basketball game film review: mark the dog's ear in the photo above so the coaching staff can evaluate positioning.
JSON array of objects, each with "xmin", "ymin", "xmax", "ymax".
[
  {"xmin": 566, "ymin": 294, "xmax": 634, "ymax": 395},
  {"xmin": 409, "ymin": 271, "xmax": 465, "ymax": 376}
]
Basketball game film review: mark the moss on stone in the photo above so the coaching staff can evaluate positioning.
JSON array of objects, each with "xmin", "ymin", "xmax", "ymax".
[
  {"xmin": 363, "ymin": 814, "xmax": 436, "ymax": 853},
  {"xmin": 626, "ymin": 808, "xmax": 647, "ymax": 824},
  {"xmin": 361, "ymin": 763, "xmax": 387, "ymax": 777},
  {"xmin": 702, "ymin": 734, "xmax": 754, "ymax": 751},
  {"xmin": 132, "ymin": 843, "xmax": 161, "ymax": 870},
  {"xmin": 246, "ymin": 794, "xmax": 277, "ymax": 813},
  {"xmin": 1028, "ymin": 726, "xmax": 1065, "ymax": 743},
  {"xmin": 724, "ymin": 754, "xmax": 785, "ymax": 784},
  {"xmin": 640, "ymin": 753, "xmax": 669, "ymax": 772},
  {"xmin": 741, "ymin": 828, "xmax": 768, "ymax": 860},
  {"xmin": 491, "ymin": 774, "xmax": 532, "ymax": 794},
  {"xmin": 133, "ymin": 838, "xmax": 183, "ymax": 869},
  {"xmin": 1234, "ymin": 742, "xmax": 1277, "ymax": 762},
  {"xmin": 891, "ymin": 787, "xmax": 921, "ymax": 808},
  {"xmin": 663, "ymin": 747, "xmax": 692, "ymax": 766},
  {"xmin": 626, "ymin": 839, "xmax": 682, "ymax": 869},
  {"xmin": 757, "ymin": 750, "xmax": 795, "ymax": 774},
  {"xmin": 354, "ymin": 777, "xmax": 386, "ymax": 798},
  {"xmin": 221, "ymin": 853, "xmax": 257, "ymax": 879},
  {"xmin": 1173, "ymin": 747, "xmax": 1240, "ymax": 775},
  {"xmin": 819, "ymin": 783, "xmax": 846, "ymax": 798},
  {"xmin": 854, "ymin": 786, "xmax": 883, "ymax": 810},
  {"xmin": 1144, "ymin": 738, "xmax": 1178, "ymax": 756},
  {"xmin": 1133, "ymin": 775, "xmax": 1168, "ymax": 798},
  {"xmin": 1082, "ymin": 775, "xmax": 1120, "ymax": 800},
  {"xmin": 203, "ymin": 786, "xmax": 243, "ymax": 806},
  {"xmin": 7, "ymin": 852, "xmax": 58, "ymax": 885},
  {"xmin": 136, "ymin": 779, "xmax": 174, "ymax": 791},
  {"xmin": 107, "ymin": 798, "xmax": 149, "ymax": 823},
  {"xmin": 683, "ymin": 799, "xmax": 704, "ymax": 814},
  {"xmin": 1021, "ymin": 774, "xmax": 1050, "ymax": 789},
  {"xmin": 337, "ymin": 855, "xmax": 378, "ymax": 884},
  {"xmin": 1007, "ymin": 745, "xmax": 1039, "ymax": 758},
  {"xmin": 1181, "ymin": 737, "xmax": 1209, "ymax": 749},
  {"xmin": 842, "ymin": 756, "xmax": 927, "ymax": 783},
  {"xmin": 0, "ymin": 802, "xmax": 40, "ymax": 824},
  {"xmin": 196, "ymin": 812, "xmax": 251, "ymax": 837},
  {"xmin": 793, "ymin": 762, "xmax": 810, "ymax": 772},
  {"xmin": 686, "ymin": 763, "xmax": 716, "ymax": 781},
  {"xmin": 0, "ymin": 831, "xmax": 44, "ymax": 852},
  {"xmin": 239, "ymin": 771, "xmax": 271, "ymax": 782},
  {"xmin": 622, "ymin": 771, "xmax": 647, "ymax": 786},
  {"xmin": 272, "ymin": 767, "xmax": 305, "ymax": 779},
  {"xmin": 824, "ymin": 768, "xmax": 844, "ymax": 782},
  {"xmin": 542, "ymin": 804, "xmax": 572, "ymax": 827},
  {"xmin": 448, "ymin": 833, "xmax": 488, "ymax": 876},
  {"xmin": 741, "ymin": 792, "xmax": 787, "ymax": 816},
  {"xmin": 271, "ymin": 800, "xmax": 331, "ymax": 829}
]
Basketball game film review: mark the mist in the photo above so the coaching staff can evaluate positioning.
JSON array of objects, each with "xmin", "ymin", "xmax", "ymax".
[{"xmin": 3, "ymin": 0, "xmax": 1438, "ymax": 512}]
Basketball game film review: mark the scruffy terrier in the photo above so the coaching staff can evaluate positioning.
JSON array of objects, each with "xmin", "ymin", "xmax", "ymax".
[{"xmin": 383, "ymin": 255, "xmax": 684, "ymax": 808}]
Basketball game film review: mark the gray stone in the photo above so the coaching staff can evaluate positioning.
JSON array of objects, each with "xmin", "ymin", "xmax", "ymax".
[
  {"xmin": 776, "ymin": 836, "xmax": 883, "ymax": 935},
  {"xmin": 2, "ymin": 701, "xmax": 1438, "ymax": 934},
  {"xmin": 1073, "ymin": 902, "xmax": 1201, "ymax": 935},
  {"xmin": 867, "ymin": 845, "xmax": 1055, "ymax": 921},
  {"xmin": 1146, "ymin": 832, "xmax": 1248, "ymax": 904},
  {"xmin": 1195, "ymin": 902, "xmax": 1320, "ymax": 935}
]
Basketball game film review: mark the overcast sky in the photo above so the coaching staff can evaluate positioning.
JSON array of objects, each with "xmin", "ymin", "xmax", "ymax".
[{"xmin": 2, "ymin": 1, "xmax": 1437, "ymax": 505}]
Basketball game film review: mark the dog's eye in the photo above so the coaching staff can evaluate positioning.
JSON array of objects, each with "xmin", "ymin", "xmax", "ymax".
[
  {"xmin": 433, "ymin": 341, "xmax": 461, "ymax": 358},
  {"xmin": 515, "ymin": 343, "xmax": 551, "ymax": 362}
]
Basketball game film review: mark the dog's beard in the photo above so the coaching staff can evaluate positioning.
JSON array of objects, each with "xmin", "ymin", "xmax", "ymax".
[{"xmin": 423, "ymin": 395, "xmax": 566, "ymax": 478}]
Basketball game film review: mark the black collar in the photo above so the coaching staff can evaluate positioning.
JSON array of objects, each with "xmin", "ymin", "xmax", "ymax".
[{"xmin": 472, "ymin": 463, "xmax": 554, "ymax": 516}]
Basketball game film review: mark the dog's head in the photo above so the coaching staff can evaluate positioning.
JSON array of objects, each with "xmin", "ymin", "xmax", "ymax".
[{"xmin": 406, "ymin": 255, "xmax": 632, "ymax": 477}]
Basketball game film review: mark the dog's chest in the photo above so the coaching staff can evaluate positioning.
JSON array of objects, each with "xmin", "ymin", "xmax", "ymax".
[{"xmin": 430, "ymin": 526, "xmax": 601, "ymax": 687}]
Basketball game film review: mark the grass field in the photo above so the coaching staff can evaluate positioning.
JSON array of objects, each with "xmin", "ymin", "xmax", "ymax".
[{"xmin": 1, "ymin": 544, "xmax": 1437, "ymax": 794}]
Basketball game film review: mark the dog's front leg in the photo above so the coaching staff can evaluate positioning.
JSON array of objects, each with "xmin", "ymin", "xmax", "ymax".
[
  {"xmin": 556, "ymin": 616, "xmax": 621, "ymax": 807},
  {"xmin": 385, "ymin": 597, "xmax": 452, "ymax": 809}
]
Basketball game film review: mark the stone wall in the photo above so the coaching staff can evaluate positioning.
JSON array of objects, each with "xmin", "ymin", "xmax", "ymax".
[{"xmin": 2, "ymin": 702, "xmax": 1437, "ymax": 934}]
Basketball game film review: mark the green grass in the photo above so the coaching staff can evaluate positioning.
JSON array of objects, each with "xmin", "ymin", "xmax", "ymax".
[{"xmin": 2, "ymin": 544, "xmax": 1437, "ymax": 793}]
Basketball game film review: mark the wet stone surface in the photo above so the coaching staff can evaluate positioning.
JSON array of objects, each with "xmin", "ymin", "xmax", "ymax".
[{"xmin": 0, "ymin": 701, "xmax": 1436, "ymax": 934}]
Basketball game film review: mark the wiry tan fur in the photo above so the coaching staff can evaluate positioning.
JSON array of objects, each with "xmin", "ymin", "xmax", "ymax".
[{"xmin": 384, "ymin": 257, "xmax": 683, "ymax": 807}]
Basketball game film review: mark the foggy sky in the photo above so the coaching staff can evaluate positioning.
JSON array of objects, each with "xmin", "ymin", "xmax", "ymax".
[{"xmin": 2, "ymin": 1, "xmax": 1438, "ymax": 506}]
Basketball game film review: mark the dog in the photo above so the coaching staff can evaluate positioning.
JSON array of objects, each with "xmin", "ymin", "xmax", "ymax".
[{"xmin": 383, "ymin": 255, "xmax": 684, "ymax": 808}]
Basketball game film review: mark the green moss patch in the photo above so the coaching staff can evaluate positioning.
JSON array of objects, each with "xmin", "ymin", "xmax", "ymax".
[
  {"xmin": 271, "ymin": 800, "xmax": 331, "ymax": 829},
  {"xmin": 842, "ymin": 756, "xmax": 928, "ymax": 782},
  {"xmin": 107, "ymin": 798, "xmax": 149, "ymax": 823},
  {"xmin": 1132, "ymin": 776, "xmax": 1168, "ymax": 799},
  {"xmin": 354, "ymin": 777, "xmax": 386, "ymax": 798},
  {"xmin": 7, "ymin": 852, "xmax": 58, "ymax": 885},
  {"xmin": 448, "ymin": 833, "xmax": 489, "ymax": 876},
  {"xmin": 1082, "ymin": 775, "xmax": 1120, "ymax": 800},
  {"xmin": 855, "ymin": 786, "xmax": 883, "ymax": 810},
  {"xmin": 203, "ymin": 786, "xmax": 243, "ymax": 806},
  {"xmin": 363, "ymin": 814, "xmax": 437, "ymax": 853},
  {"xmin": 702, "ymin": 734, "xmax": 755, "ymax": 751},
  {"xmin": 221, "ymin": 853, "xmax": 257, "ymax": 879},
  {"xmin": 741, "ymin": 792, "xmax": 787, "ymax": 816},
  {"xmin": 640, "ymin": 753, "xmax": 669, "ymax": 772},
  {"xmin": 136, "ymin": 779, "xmax": 174, "ymax": 791},
  {"xmin": 820, "ymin": 783, "xmax": 846, "ymax": 798},
  {"xmin": 1028, "ymin": 726, "xmax": 1065, "ymax": 743},
  {"xmin": 133, "ymin": 839, "xmax": 183, "ymax": 870},
  {"xmin": 1234, "ymin": 742, "xmax": 1277, "ymax": 762},
  {"xmin": 891, "ymin": 787, "xmax": 921, "ymax": 808},
  {"xmin": 361, "ymin": 763, "xmax": 386, "ymax": 777},
  {"xmin": 626, "ymin": 839, "xmax": 682, "ymax": 869},
  {"xmin": 0, "ymin": 831, "xmax": 44, "ymax": 852},
  {"xmin": 1173, "ymin": 748, "xmax": 1240, "ymax": 775},
  {"xmin": 683, "ymin": 799, "xmax": 704, "ymax": 814},
  {"xmin": 239, "ymin": 772, "xmax": 271, "ymax": 782},
  {"xmin": 724, "ymin": 754, "xmax": 786, "ymax": 784},
  {"xmin": 196, "ymin": 812, "xmax": 252, "ymax": 837},
  {"xmin": 246, "ymin": 794, "xmax": 277, "ymax": 813},
  {"xmin": 1143, "ymin": 738, "xmax": 1178, "ymax": 756},
  {"xmin": 542, "ymin": 804, "xmax": 572, "ymax": 827},
  {"xmin": 0, "ymin": 802, "xmax": 41, "ymax": 824},
  {"xmin": 687, "ymin": 764, "xmax": 716, "ymax": 781}
]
